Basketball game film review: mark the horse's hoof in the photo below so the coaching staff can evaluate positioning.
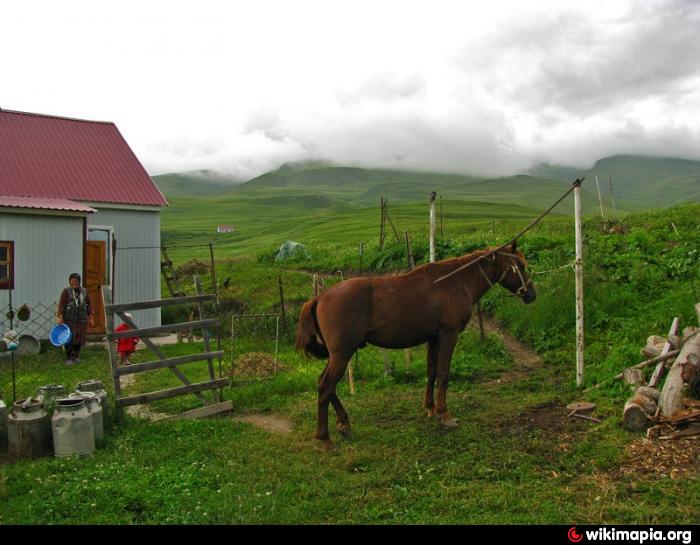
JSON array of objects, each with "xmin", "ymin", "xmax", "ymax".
[
  {"xmin": 321, "ymin": 438, "xmax": 336, "ymax": 452},
  {"xmin": 337, "ymin": 422, "xmax": 352, "ymax": 437},
  {"xmin": 426, "ymin": 408, "xmax": 435, "ymax": 418}
]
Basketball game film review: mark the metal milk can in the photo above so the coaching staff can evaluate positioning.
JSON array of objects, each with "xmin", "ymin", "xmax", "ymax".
[
  {"xmin": 69, "ymin": 391, "xmax": 103, "ymax": 441},
  {"xmin": 8, "ymin": 397, "xmax": 51, "ymax": 459},
  {"xmin": 0, "ymin": 399, "xmax": 7, "ymax": 450},
  {"xmin": 76, "ymin": 380, "xmax": 109, "ymax": 423},
  {"xmin": 36, "ymin": 384, "xmax": 67, "ymax": 414},
  {"xmin": 51, "ymin": 398, "xmax": 95, "ymax": 457}
]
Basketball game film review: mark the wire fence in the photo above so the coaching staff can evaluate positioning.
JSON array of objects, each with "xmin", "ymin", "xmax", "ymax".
[{"xmin": 0, "ymin": 300, "xmax": 57, "ymax": 350}]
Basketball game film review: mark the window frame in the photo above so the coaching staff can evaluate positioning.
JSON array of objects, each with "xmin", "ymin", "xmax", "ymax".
[{"xmin": 0, "ymin": 241, "xmax": 15, "ymax": 290}]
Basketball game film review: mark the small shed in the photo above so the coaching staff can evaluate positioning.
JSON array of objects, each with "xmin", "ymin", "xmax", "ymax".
[
  {"xmin": 217, "ymin": 225, "xmax": 234, "ymax": 233},
  {"xmin": 0, "ymin": 109, "xmax": 168, "ymax": 341}
]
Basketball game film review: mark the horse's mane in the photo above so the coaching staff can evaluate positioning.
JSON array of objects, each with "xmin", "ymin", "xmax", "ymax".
[{"xmin": 405, "ymin": 248, "xmax": 495, "ymax": 276}]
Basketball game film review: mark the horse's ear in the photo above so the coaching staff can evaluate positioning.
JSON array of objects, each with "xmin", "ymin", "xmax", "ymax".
[{"xmin": 510, "ymin": 239, "xmax": 518, "ymax": 253}]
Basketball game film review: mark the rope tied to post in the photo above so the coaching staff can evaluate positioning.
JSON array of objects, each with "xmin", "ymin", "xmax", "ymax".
[{"xmin": 433, "ymin": 178, "xmax": 584, "ymax": 284}]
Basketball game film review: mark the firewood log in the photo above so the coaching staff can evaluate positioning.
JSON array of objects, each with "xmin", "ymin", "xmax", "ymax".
[
  {"xmin": 642, "ymin": 335, "xmax": 665, "ymax": 358},
  {"xmin": 623, "ymin": 368, "xmax": 645, "ymax": 387},
  {"xmin": 658, "ymin": 333, "xmax": 700, "ymax": 417},
  {"xmin": 622, "ymin": 386, "xmax": 659, "ymax": 431}
]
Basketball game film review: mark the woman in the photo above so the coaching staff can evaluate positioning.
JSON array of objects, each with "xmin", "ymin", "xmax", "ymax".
[{"xmin": 56, "ymin": 273, "xmax": 95, "ymax": 365}]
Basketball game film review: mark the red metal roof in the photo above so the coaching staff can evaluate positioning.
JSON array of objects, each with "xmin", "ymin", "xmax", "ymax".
[
  {"xmin": 0, "ymin": 109, "xmax": 167, "ymax": 207},
  {"xmin": 0, "ymin": 195, "xmax": 96, "ymax": 213}
]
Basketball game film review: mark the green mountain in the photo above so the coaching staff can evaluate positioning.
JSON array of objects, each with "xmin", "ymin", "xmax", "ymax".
[
  {"xmin": 530, "ymin": 155, "xmax": 700, "ymax": 209},
  {"xmin": 232, "ymin": 164, "xmax": 604, "ymax": 213},
  {"xmin": 152, "ymin": 170, "xmax": 243, "ymax": 199},
  {"xmin": 159, "ymin": 154, "xmax": 698, "ymax": 261}
]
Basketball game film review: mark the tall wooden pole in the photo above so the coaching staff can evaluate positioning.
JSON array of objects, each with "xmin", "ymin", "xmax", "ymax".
[
  {"xmin": 379, "ymin": 197, "xmax": 386, "ymax": 250},
  {"xmin": 440, "ymin": 196, "xmax": 444, "ymax": 237},
  {"xmin": 573, "ymin": 179, "xmax": 585, "ymax": 388},
  {"xmin": 594, "ymin": 176, "xmax": 605, "ymax": 219},
  {"xmin": 429, "ymin": 192, "xmax": 436, "ymax": 263},
  {"xmin": 404, "ymin": 231, "xmax": 415, "ymax": 270},
  {"xmin": 608, "ymin": 173, "xmax": 616, "ymax": 212}
]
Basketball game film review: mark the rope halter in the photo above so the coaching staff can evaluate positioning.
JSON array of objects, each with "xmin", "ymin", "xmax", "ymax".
[{"xmin": 477, "ymin": 251, "xmax": 533, "ymax": 297}]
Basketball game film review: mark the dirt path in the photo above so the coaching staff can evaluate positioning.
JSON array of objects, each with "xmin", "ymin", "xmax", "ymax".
[
  {"xmin": 470, "ymin": 314, "xmax": 544, "ymax": 384},
  {"xmin": 232, "ymin": 414, "xmax": 293, "ymax": 434}
]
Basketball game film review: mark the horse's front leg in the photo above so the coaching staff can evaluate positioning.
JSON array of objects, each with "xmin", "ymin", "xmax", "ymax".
[
  {"xmin": 435, "ymin": 331, "xmax": 459, "ymax": 429},
  {"xmin": 424, "ymin": 339, "xmax": 438, "ymax": 417}
]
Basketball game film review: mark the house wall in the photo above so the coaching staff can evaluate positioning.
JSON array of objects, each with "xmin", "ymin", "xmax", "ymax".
[
  {"xmin": 0, "ymin": 211, "xmax": 84, "ymax": 340},
  {"xmin": 87, "ymin": 207, "xmax": 161, "ymax": 329}
]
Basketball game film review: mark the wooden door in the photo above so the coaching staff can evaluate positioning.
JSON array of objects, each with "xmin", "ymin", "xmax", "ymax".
[{"xmin": 85, "ymin": 240, "xmax": 107, "ymax": 334}]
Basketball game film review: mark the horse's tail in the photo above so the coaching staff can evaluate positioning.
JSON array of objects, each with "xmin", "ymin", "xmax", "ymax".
[{"xmin": 295, "ymin": 298, "xmax": 329, "ymax": 359}]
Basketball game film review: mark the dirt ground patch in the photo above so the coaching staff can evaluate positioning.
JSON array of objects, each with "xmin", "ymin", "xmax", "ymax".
[
  {"xmin": 230, "ymin": 352, "xmax": 286, "ymax": 379},
  {"xmin": 617, "ymin": 435, "xmax": 699, "ymax": 480},
  {"xmin": 470, "ymin": 315, "xmax": 543, "ymax": 385},
  {"xmin": 233, "ymin": 413, "xmax": 294, "ymax": 434}
]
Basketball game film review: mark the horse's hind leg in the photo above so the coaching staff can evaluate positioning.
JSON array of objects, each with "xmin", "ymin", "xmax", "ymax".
[
  {"xmin": 331, "ymin": 393, "xmax": 351, "ymax": 436},
  {"xmin": 316, "ymin": 353, "xmax": 351, "ymax": 449},
  {"xmin": 424, "ymin": 339, "xmax": 438, "ymax": 417}
]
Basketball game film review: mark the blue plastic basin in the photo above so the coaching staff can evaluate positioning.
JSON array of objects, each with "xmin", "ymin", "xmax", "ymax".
[{"xmin": 49, "ymin": 324, "xmax": 72, "ymax": 347}]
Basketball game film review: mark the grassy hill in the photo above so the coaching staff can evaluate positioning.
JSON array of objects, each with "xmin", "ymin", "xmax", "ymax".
[
  {"xmin": 159, "ymin": 154, "xmax": 699, "ymax": 263},
  {"xmin": 152, "ymin": 170, "xmax": 243, "ymax": 199},
  {"xmin": 530, "ymin": 155, "xmax": 700, "ymax": 209},
  {"xmin": 237, "ymin": 163, "xmax": 601, "ymax": 210}
]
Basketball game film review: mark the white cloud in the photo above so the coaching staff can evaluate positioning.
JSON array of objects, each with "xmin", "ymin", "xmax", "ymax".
[{"xmin": 2, "ymin": 0, "xmax": 699, "ymax": 179}]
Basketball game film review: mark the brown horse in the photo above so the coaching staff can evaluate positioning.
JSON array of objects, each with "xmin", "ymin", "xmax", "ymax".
[{"xmin": 295, "ymin": 240, "xmax": 536, "ymax": 449}]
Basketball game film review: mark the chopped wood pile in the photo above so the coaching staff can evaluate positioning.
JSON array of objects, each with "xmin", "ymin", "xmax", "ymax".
[{"xmin": 619, "ymin": 303, "xmax": 700, "ymax": 438}]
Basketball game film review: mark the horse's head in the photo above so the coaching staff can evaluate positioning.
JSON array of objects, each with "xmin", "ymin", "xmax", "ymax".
[{"xmin": 495, "ymin": 240, "xmax": 536, "ymax": 304}]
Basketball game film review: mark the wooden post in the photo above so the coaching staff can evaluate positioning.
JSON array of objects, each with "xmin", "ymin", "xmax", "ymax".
[
  {"xmin": 594, "ymin": 176, "xmax": 605, "ymax": 219},
  {"xmin": 477, "ymin": 301, "xmax": 485, "ymax": 342},
  {"xmin": 404, "ymin": 231, "xmax": 415, "ymax": 270},
  {"xmin": 440, "ymin": 196, "xmax": 444, "ymax": 237},
  {"xmin": 209, "ymin": 243, "xmax": 219, "ymax": 307},
  {"xmin": 429, "ymin": 192, "xmax": 436, "ymax": 263},
  {"xmin": 380, "ymin": 197, "xmax": 386, "ymax": 250},
  {"xmin": 195, "ymin": 276, "xmax": 219, "ymax": 402},
  {"xmin": 278, "ymin": 275, "xmax": 286, "ymax": 333},
  {"xmin": 573, "ymin": 179, "xmax": 585, "ymax": 388},
  {"xmin": 609, "ymin": 173, "xmax": 616, "ymax": 212},
  {"xmin": 102, "ymin": 286, "xmax": 123, "ymax": 422}
]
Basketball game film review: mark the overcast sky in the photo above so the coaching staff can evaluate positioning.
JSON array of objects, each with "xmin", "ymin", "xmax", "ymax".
[{"xmin": 2, "ymin": 0, "xmax": 699, "ymax": 179}]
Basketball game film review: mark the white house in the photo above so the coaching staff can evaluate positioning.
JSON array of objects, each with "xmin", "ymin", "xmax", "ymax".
[{"xmin": 0, "ymin": 109, "xmax": 168, "ymax": 342}]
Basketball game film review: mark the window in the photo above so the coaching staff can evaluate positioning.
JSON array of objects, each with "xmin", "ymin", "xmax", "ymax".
[{"xmin": 0, "ymin": 241, "xmax": 14, "ymax": 289}]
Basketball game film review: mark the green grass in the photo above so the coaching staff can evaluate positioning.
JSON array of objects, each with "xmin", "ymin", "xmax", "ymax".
[
  {"xmin": 2, "ymin": 327, "xmax": 697, "ymax": 524},
  {"xmin": 2, "ymin": 162, "xmax": 699, "ymax": 524}
]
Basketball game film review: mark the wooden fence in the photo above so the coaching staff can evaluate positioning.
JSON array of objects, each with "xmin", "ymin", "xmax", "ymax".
[{"xmin": 102, "ymin": 276, "xmax": 231, "ymax": 422}]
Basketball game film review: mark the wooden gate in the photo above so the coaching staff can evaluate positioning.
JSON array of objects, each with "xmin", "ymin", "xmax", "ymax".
[{"xmin": 102, "ymin": 278, "xmax": 231, "ymax": 422}]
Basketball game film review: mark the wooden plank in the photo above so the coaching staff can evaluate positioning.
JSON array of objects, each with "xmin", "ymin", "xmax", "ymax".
[
  {"xmin": 114, "ymin": 351, "xmax": 225, "ymax": 376},
  {"xmin": 107, "ymin": 318, "xmax": 220, "ymax": 340},
  {"xmin": 153, "ymin": 401, "xmax": 233, "ymax": 422},
  {"xmin": 116, "ymin": 378, "xmax": 230, "ymax": 407},
  {"xmin": 117, "ymin": 312, "xmax": 212, "ymax": 406},
  {"xmin": 102, "ymin": 286, "xmax": 123, "ymax": 422},
  {"xmin": 106, "ymin": 294, "xmax": 215, "ymax": 313},
  {"xmin": 195, "ymin": 276, "xmax": 218, "ymax": 400},
  {"xmin": 649, "ymin": 317, "xmax": 680, "ymax": 388}
]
